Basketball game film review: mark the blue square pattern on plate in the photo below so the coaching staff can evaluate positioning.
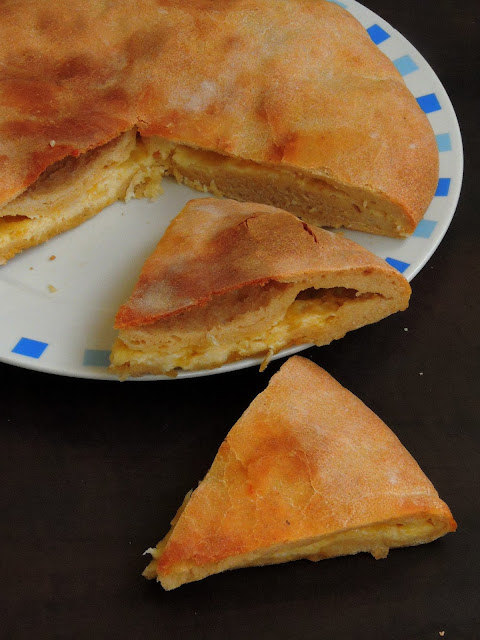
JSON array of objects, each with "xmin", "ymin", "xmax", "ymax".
[
  {"xmin": 385, "ymin": 257, "xmax": 410, "ymax": 274},
  {"xmin": 12, "ymin": 337, "xmax": 48, "ymax": 359},
  {"xmin": 83, "ymin": 349, "xmax": 111, "ymax": 367},
  {"xmin": 435, "ymin": 178, "xmax": 451, "ymax": 197},
  {"xmin": 413, "ymin": 219, "xmax": 438, "ymax": 239},
  {"xmin": 393, "ymin": 55, "xmax": 419, "ymax": 76},
  {"xmin": 436, "ymin": 133, "xmax": 452, "ymax": 152},
  {"xmin": 367, "ymin": 24, "xmax": 390, "ymax": 45},
  {"xmin": 416, "ymin": 93, "xmax": 441, "ymax": 114}
]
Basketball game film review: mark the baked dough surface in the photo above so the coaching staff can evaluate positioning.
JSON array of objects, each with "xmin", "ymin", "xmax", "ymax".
[
  {"xmin": 144, "ymin": 356, "xmax": 456, "ymax": 590},
  {"xmin": 0, "ymin": 0, "xmax": 438, "ymax": 262}
]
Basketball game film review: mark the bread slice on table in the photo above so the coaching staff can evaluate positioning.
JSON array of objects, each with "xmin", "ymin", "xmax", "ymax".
[
  {"xmin": 0, "ymin": 0, "xmax": 438, "ymax": 264},
  {"xmin": 109, "ymin": 198, "xmax": 411, "ymax": 378},
  {"xmin": 143, "ymin": 356, "xmax": 456, "ymax": 590}
]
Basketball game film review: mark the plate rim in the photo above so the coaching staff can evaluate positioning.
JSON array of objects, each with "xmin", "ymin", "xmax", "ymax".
[{"xmin": 0, "ymin": 0, "xmax": 464, "ymax": 381}]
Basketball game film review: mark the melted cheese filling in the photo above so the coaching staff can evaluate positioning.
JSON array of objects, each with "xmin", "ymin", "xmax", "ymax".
[
  {"xmin": 115, "ymin": 297, "xmax": 335, "ymax": 371},
  {"xmin": 253, "ymin": 519, "xmax": 439, "ymax": 565},
  {"xmin": 145, "ymin": 504, "xmax": 445, "ymax": 589},
  {"xmin": 111, "ymin": 288, "xmax": 375, "ymax": 376}
]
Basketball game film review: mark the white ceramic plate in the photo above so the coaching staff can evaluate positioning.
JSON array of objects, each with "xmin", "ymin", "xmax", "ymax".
[{"xmin": 0, "ymin": 0, "xmax": 463, "ymax": 380}]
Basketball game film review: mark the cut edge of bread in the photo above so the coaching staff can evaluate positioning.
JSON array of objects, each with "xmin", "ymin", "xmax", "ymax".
[
  {"xmin": 0, "ymin": 126, "xmax": 428, "ymax": 264},
  {"xmin": 109, "ymin": 284, "xmax": 407, "ymax": 378},
  {"xmin": 143, "ymin": 489, "xmax": 454, "ymax": 591}
]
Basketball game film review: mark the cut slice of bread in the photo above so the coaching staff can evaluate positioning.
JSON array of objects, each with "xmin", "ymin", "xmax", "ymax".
[
  {"xmin": 144, "ymin": 356, "xmax": 456, "ymax": 590},
  {"xmin": 110, "ymin": 198, "xmax": 411, "ymax": 378}
]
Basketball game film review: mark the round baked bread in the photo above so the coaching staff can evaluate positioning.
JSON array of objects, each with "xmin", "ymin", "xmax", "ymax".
[{"xmin": 0, "ymin": 0, "xmax": 438, "ymax": 263}]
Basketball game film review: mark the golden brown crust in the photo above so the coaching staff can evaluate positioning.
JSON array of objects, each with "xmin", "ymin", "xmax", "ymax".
[
  {"xmin": 0, "ymin": 0, "xmax": 437, "ymax": 234},
  {"xmin": 110, "ymin": 198, "xmax": 411, "ymax": 377},
  {"xmin": 148, "ymin": 356, "xmax": 456, "ymax": 589},
  {"xmin": 114, "ymin": 198, "xmax": 411, "ymax": 329}
]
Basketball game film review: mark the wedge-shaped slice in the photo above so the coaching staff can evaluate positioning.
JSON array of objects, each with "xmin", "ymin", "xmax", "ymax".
[
  {"xmin": 144, "ymin": 356, "xmax": 456, "ymax": 590},
  {"xmin": 110, "ymin": 198, "xmax": 411, "ymax": 378}
]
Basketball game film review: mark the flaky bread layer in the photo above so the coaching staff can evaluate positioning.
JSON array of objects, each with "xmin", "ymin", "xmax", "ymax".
[
  {"xmin": 144, "ymin": 506, "xmax": 453, "ymax": 591},
  {"xmin": 109, "ymin": 285, "xmax": 404, "ymax": 378},
  {"xmin": 0, "ymin": 114, "xmax": 429, "ymax": 265},
  {"xmin": 0, "ymin": 130, "xmax": 164, "ymax": 264}
]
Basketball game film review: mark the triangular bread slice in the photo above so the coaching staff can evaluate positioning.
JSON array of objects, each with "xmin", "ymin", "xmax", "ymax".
[
  {"xmin": 144, "ymin": 356, "xmax": 456, "ymax": 590},
  {"xmin": 0, "ymin": 0, "xmax": 438, "ymax": 264},
  {"xmin": 110, "ymin": 198, "xmax": 410, "ymax": 378}
]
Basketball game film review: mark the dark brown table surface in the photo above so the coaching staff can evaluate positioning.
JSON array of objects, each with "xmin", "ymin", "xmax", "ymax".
[{"xmin": 1, "ymin": 1, "xmax": 478, "ymax": 638}]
